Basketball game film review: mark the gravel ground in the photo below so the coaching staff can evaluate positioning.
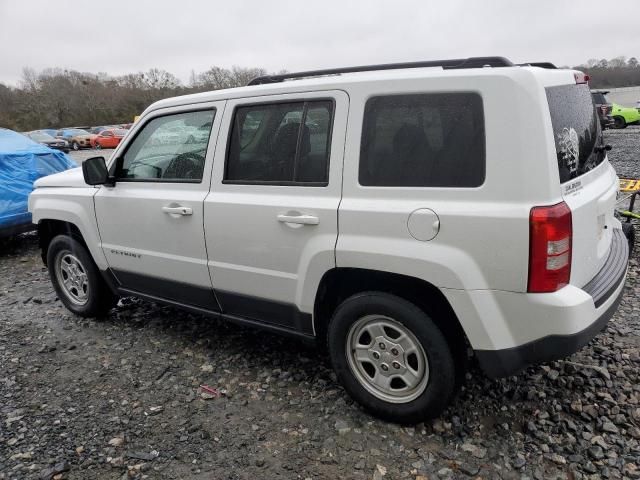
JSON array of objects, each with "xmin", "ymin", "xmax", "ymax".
[
  {"xmin": 605, "ymin": 126, "xmax": 640, "ymax": 179},
  {"xmin": 1, "ymin": 129, "xmax": 640, "ymax": 480}
]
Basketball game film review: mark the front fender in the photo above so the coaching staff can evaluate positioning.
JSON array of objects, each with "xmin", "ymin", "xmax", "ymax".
[{"xmin": 29, "ymin": 188, "xmax": 107, "ymax": 270}]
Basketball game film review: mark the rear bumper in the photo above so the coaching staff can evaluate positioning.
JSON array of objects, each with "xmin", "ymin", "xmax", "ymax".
[{"xmin": 474, "ymin": 228, "xmax": 629, "ymax": 378}]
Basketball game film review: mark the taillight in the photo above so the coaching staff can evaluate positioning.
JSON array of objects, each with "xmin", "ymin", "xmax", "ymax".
[
  {"xmin": 528, "ymin": 202, "xmax": 572, "ymax": 293},
  {"xmin": 574, "ymin": 72, "xmax": 590, "ymax": 84}
]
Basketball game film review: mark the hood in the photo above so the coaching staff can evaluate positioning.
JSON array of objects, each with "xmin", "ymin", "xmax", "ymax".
[
  {"xmin": 75, "ymin": 134, "xmax": 95, "ymax": 140},
  {"xmin": 33, "ymin": 167, "xmax": 89, "ymax": 188}
]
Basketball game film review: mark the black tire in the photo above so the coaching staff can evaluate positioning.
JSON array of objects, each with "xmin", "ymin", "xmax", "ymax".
[
  {"xmin": 47, "ymin": 235, "xmax": 117, "ymax": 317},
  {"xmin": 71, "ymin": 141, "xmax": 80, "ymax": 150},
  {"xmin": 613, "ymin": 116, "xmax": 627, "ymax": 129},
  {"xmin": 622, "ymin": 223, "xmax": 635, "ymax": 255},
  {"xmin": 327, "ymin": 292, "xmax": 456, "ymax": 423},
  {"xmin": 95, "ymin": 143, "xmax": 102, "ymax": 150}
]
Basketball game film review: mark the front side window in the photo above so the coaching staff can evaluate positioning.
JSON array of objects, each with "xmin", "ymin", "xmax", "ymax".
[
  {"xmin": 118, "ymin": 109, "xmax": 215, "ymax": 182},
  {"xmin": 359, "ymin": 93, "xmax": 485, "ymax": 187},
  {"xmin": 225, "ymin": 100, "xmax": 333, "ymax": 185}
]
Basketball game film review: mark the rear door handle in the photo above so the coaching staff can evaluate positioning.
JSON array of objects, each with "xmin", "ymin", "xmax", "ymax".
[
  {"xmin": 277, "ymin": 214, "xmax": 319, "ymax": 225},
  {"xmin": 162, "ymin": 206, "xmax": 193, "ymax": 216}
]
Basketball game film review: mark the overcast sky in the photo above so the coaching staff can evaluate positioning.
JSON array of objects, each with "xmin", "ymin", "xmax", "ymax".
[{"xmin": 0, "ymin": 0, "xmax": 638, "ymax": 86}]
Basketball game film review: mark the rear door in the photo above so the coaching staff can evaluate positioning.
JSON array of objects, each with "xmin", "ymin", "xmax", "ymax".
[
  {"xmin": 546, "ymin": 82, "xmax": 618, "ymax": 286},
  {"xmin": 204, "ymin": 91, "xmax": 348, "ymax": 333}
]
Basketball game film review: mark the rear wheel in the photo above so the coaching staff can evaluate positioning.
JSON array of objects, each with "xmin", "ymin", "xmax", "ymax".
[
  {"xmin": 47, "ymin": 235, "xmax": 117, "ymax": 317},
  {"xmin": 328, "ymin": 292, "xmax": 456, "ymax": 423},
  {"xmin": 613, "ymin": 116, "xmax": 627, "ymax": 129}
]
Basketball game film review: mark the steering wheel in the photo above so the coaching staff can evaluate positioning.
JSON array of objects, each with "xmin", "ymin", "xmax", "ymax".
[
  {"xmin": 126, "ymin": 160, "xmax": 162, "ymax": 179},
  {"xmin": 163, "ymin": 152, "xmax": 204, "ymax": 180}
]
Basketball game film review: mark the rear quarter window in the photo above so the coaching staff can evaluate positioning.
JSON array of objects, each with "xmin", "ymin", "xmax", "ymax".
[
  {"xmin": 359, "ymin": 93, "xmax": 485, "ymax": 187},
  {"xmin": 546, "ymin": 84, "xmax": 605, "ymax": 183}
]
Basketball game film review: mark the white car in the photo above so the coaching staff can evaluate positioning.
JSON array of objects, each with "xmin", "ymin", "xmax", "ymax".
[{"xmin": 29, "ymin": 57, "xmax": 629, "ymax": 423}]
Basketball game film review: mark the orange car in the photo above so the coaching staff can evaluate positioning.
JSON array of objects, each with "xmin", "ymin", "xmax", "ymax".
[{"xmin": 91, "ymin": 129, "xmax": 128, "ymax": 149}]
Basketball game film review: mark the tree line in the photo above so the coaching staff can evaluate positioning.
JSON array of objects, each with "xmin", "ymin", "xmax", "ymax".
[
  {"xmin": 0, "ymin": 66, "xmax": 269, "ymax": 132},
  {"xmin": 0, "ymin": 56, "xmax": 639, "ymax": 132},
  {"xmin": 574, "ymin": 56, "xmax": 640, "ymax": 89}
]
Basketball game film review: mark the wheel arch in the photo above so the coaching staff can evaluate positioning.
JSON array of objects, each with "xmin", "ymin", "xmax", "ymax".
[
  {"xmin": 38, "ymin": 219, "xmax": 87, "ymax": 265},
  {"xmin": 313, "ymin": 268, "xmax": 470, "ymax": 361}
]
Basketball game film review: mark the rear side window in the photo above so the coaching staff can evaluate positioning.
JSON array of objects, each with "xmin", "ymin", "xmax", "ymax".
[
  {"xmin": 359, "ymin": 93, "xmax": 485, "ymax": 187},
  {"xmin": 546, "ymin": 84, "xmax": 605, "ymax": 183},
  {"xmin": 225, "ymin": 100, "xmax": 334, "ymax": 185}
]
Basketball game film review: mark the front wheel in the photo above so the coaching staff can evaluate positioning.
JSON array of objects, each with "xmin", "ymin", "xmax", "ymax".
[
  {"xmin": 328, "ymin": 292, "xmax": 456, "ymax": 423},
  {"xmin": 613, "ymin": 116, "xmax": 627, "ymax": 129},
  {"xmin": 47, "ymin": 235, "xmax": 117, "ymax": 317},
  {"xmin": 71, "ymin": 141, "xmax": 80, "ymax": 150},
  {"xmin": 95, "ymin": 143, "xmax": 102, "ymax": 150}
]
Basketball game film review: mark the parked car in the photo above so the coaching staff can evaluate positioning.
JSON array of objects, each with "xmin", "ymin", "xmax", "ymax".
[
  {"xmin": 89, "ymin": 126, "xmax": 116, "ymax": 135},
  {"xmin": 590, "ymin": 90, "xmax": 613, "ymax": 129},
  {"xmin": 0, "ymin": 128, "xmax": 75, "ymax": 238},
  {"xmin": 37, "ymin": 128, "xmax": 59, "ymax": 138},
  {"xmin": 91, "ymin": 129, "xmax": 128, "ymax": 149},
  {"xmin": 55, "ymin": 129, "xmax": 96, "ymax": 150},
  {"xmin": 29, "ymin": 57, "xmax": 629, "ymax": 423},
  {"xmin": 610, "ymin": 102, "xmax": 640, "ymax": 129},
  {"xmin": 25, "ymin": 131, "xmax": 70, "ymax": 153}
]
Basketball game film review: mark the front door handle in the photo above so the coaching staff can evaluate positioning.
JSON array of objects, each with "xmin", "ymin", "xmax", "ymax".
[
  {"xmin": 162, "ymin": 206, "xmax": 193, "ymax": 216},
  {"xmin": 277, "ymin": 214, "xmax": 319, "ymax": 225}
]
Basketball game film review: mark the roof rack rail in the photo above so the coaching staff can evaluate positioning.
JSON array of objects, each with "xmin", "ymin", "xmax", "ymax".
[
  {"xmin": 520, "ymin": 62, "xmax": 557, "ymax": 69},
  {"xmin": 248, "ymin": 56, "xmax": 514, "ymax": 86}
]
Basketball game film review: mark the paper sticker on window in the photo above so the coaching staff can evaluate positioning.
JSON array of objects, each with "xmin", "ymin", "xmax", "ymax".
[{"xmin": 557, "ymin": 127, "xmax": 579, "ymax": 175}]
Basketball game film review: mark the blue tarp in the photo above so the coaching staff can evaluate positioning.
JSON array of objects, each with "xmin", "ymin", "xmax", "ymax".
[{"xmin": 0, "ymin": 128, "xmax": 76, "ymax": 231}]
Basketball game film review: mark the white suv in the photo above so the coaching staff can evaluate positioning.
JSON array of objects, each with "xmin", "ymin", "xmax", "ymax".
[{"xmin": 29, "ymin": 57, "xmax": 629, "ymax": 423}]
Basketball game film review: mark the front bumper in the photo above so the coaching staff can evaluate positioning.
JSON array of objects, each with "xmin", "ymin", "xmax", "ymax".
[{"xmin": 475, "ymin": 228, "xmax": 629, "ymax": 378}]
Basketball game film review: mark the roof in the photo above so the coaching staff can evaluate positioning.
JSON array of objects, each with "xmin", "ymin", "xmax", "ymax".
[{"xmin": 144, "ymin": 58, "xmax": 575, "ymax": 114}]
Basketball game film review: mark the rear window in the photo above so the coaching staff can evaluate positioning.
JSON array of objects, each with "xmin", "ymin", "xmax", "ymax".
[
  {"xmin": 359, "ymin": 93, "xmax": 485, "ymax": 187},
  {"xmin": 591, "ymin": 92, "xmax": 607, "ymax": 104},
  {"xmin": 546, "ymin": 84, "xmax": 605, "ymax": 183}
]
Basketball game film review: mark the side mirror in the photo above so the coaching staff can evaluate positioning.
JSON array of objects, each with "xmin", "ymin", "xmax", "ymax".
[{"xmin": 82, "ymin": 156, "xmax": 112, "ymax": 186}]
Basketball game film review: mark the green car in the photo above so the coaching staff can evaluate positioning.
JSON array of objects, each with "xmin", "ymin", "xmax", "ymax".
[{"xmin": 611, "ymin": 102, "xmax": 640, "ymax": 129}]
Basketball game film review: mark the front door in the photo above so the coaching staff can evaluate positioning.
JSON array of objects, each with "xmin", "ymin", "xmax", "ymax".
[
  {"xmin": 94, "ymin": 102, "xmax": 225, "ymax": 310},
  {"xmin": 205, "ymin": 91, "xmax": 348, "ymax": 333}
]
